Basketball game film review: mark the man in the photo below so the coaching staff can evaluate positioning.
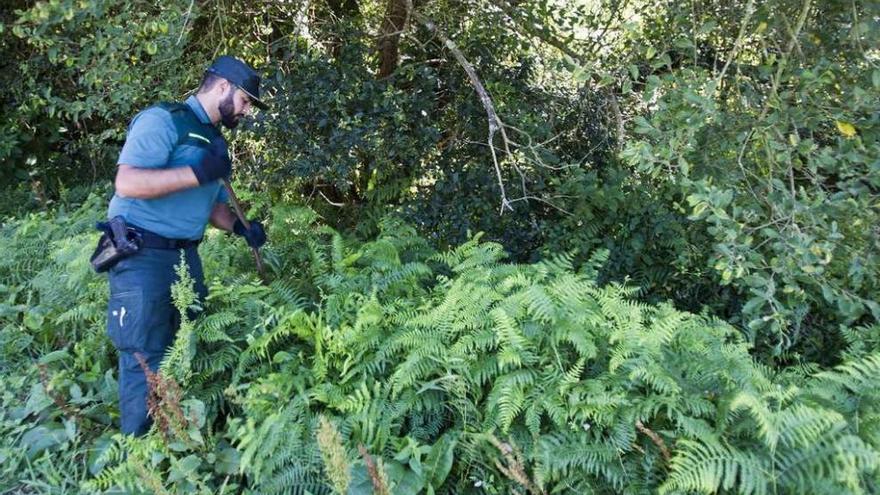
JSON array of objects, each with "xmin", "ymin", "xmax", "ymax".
[{"xmin": 105, "ymin": 55, "xmax": 268, "ymax": 436}]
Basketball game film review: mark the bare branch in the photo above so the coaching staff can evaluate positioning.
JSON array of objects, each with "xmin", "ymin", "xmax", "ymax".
[
  {"xmin": 416, "ymin": 12, "xmax": 515, "ymax": 213},
  {"xmin": 716, "ymin": 0, "xmax": 756, "ymax": 85},
  {"xmin": 319, "ymin": 190, "xmax": 345, "ymax": 207},
  {"xmin": 490, "ymin": 0, "xmax": 626, "ymax": 149},
  {"xmin": 176, "ymin": 0, "xmax": 195, "ymax": 45}
]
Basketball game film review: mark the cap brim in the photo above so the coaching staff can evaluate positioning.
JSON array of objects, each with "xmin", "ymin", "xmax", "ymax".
[{"xmin": 240, "ymin": 87, "xmax": 268, "ymax": 110}]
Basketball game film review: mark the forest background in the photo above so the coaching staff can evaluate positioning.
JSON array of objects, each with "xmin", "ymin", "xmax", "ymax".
[{"xmin": 1, "ymin": 0, "xmax": 879, "ymax": 493}]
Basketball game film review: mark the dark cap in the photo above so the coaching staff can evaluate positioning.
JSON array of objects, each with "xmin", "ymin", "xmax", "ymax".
[{"xmin": 206, "ymin": 55, "xmax": 268, "ymax": 110}]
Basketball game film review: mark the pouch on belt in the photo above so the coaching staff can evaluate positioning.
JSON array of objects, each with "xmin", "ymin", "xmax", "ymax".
[{"xmin": 91, "ymin": 216, "xmax": 142, "ymax": 273}]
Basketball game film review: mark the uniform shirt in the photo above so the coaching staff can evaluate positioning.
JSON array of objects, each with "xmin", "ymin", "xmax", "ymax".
[{"xmin": 108, "ymin": 95, "xmax": 229, "ymax": 240}]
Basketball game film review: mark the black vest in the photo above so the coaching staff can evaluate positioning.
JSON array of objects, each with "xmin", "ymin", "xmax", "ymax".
[{"xmin": 153, "ymin": 102, "xmax": 223, "ymax": 151}]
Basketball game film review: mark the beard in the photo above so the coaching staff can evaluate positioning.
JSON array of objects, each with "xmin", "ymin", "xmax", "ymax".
[{"xmin": 219, "ymin": 90, "xmax": 239, "ymax": 129}]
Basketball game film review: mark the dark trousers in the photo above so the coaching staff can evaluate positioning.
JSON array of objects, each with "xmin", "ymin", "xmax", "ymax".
[{"xmin": 107, "ymin": 246, "xmax": 206, "ymax": 436}]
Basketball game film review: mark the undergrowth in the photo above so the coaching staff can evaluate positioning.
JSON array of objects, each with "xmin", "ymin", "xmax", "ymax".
[{"xmin": 0, "ymin": 191, "xmax": 878, "ymax": 494}]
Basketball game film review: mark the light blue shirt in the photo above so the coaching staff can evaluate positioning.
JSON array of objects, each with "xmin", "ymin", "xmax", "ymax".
[{"xmin": 108, "ymin": 96, "xmax": 228, "ymax": 240}]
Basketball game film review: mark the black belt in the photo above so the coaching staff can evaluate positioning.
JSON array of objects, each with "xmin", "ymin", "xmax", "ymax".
[{"xmin": 131, "ymin": 226, "xmax": 202, "ymax": 250}]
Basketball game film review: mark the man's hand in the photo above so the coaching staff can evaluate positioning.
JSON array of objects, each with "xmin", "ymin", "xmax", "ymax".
[
  {"xmin": 233, "ymin": 219, "xmax": 267, "ymax": 248},
  {"xmin": 190, "ymin": 137, "xmax": 231, "ymax": 185}
]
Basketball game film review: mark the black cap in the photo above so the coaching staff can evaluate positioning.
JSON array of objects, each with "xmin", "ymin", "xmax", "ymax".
[{"xmin": 206, "ymin": 55, "xmax": 268, "ymax": 110}]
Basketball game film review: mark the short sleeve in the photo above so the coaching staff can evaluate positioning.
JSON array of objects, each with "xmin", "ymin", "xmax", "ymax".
[
  {"xmin": 117, "ymin": 108, "xmax": 177, "ymax": 168},
  {"xmin": 216, "ymin": 184, "xmax": 229, "ymax": 204}
]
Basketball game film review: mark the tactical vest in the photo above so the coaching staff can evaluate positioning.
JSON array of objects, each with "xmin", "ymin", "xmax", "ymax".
[{"xmin": 154, "ymin": 102, "xmax": 223, "ymax": 150}]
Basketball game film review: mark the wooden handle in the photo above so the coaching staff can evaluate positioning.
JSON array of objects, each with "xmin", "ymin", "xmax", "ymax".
[{"xmin": 222, "ymin": 179, "xmax": 267, "ymax": 282}]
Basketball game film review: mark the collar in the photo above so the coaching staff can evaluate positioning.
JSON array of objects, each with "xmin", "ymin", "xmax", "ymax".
[{"xmin": 185, "ymin": 95, "xmax": 213, "ymax": 125}]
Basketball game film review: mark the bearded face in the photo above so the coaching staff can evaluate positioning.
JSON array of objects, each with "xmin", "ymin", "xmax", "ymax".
[{"xmin": 218, "ymin": 88, "xmax": 240, "ymax": 129}]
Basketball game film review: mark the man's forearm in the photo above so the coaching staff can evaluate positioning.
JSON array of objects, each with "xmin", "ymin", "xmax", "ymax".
[
  {"xmin": 209, "ymin": 202, "xmax": 237, "ymax": 232},
  {"xmin": 114, "ymin": 164, "xmax": 200, "ymax": 199}
]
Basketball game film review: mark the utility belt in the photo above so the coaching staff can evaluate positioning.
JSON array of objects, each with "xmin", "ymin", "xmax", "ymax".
[
  {"xmin": 137, "ymin": 229, "xmax": 202, "ymax": 250},
  {"xmin": 90, "ymin": 216, "xmax": 201, "ymax": 273}
]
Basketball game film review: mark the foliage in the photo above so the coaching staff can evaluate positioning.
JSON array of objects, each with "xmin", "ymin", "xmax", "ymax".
[
  {"xmin": 2, "ymin": 0, "xmax": 880, "ymax": 491},
  {"xmin": 4, "ymin": 0, "xmax": 877, "ymax": 362},
  {"xmin": 0, "ymin": 0, "xmax": 200, "ymax": 195},
  {"xmin": 619, "ymin": 0, "xmax": 880, "ymax": 358},
  {"xmin": 2, "ymin": 193, "xmax": 879, "ymax": 493}
]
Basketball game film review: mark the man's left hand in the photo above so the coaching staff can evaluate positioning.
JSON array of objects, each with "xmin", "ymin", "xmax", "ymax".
[{"xmin": 233, "ymin": 219, "xmax": 267, "ymax": 248}]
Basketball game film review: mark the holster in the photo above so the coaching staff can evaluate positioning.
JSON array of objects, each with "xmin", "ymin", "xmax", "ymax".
[{"xmin": 90, "ymin": 216, "xmax": 142, "ymax": 273}]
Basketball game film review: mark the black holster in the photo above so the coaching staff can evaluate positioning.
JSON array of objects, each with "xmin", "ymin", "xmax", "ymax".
[{"xmin": 90, "ymin": 216, "xmax": 142, "ymax": 273}]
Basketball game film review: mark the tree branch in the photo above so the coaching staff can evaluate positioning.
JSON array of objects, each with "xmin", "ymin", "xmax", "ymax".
[
  {"xmin": 415, "ymin": 12, "xmax": 516, "ymax": 213},
  {"xmin": 489, "ymin": 0, "xmax": 626, "ymax": 149}
]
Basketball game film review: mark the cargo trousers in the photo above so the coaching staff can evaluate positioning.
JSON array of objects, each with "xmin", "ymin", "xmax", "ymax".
[{"xmin": 106, "ymin": 246, "xmax": 206, "ymax": 436}]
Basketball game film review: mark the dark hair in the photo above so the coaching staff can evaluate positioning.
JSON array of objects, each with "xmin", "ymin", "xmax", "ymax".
[{"xmin": 198, "ymin": 72, "xmax": 225, "ymax": 94}]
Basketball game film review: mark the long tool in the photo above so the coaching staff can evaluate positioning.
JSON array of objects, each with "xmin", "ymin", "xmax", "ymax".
[{"xmin": 222, "ymin": 179, "xmax": 267, "ymax": 282}]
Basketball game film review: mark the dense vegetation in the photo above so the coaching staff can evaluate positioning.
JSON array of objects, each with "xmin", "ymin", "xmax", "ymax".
[{"xmin": 1, "ymin": 0, "xmax": 878, "ymax": 493}]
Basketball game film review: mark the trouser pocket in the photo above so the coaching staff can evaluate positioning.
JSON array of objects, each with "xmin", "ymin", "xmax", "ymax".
[
  {"xmin": 107, "ymin": 290, "xmax": 145, "ymax": 352},
  {"xmin": 107, "ymin": 290, "xmax": 174, "ymax": 352}
]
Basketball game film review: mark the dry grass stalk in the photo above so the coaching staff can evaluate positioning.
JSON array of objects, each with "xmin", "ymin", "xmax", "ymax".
[
  {"xmin": 635, "ymin": 419, "xmax": 672, "ymax": 462},
  {"xmin": 133, "ymin": 461, "xmax": 172, "ymax": 495},
  {"xmin": 488, "ymin": 434, "xmax": 545, "ymax": 495},
  {"xmin": 317, "ymin": 415, "xmax": 351, "ymax": 494},
  {"xmin": 358, "ymin": 444, "xmax": 391, "ymax": 495},
  {"xmin": 134, "ymin": 352, "xmax": 190, "ymax": 444}
]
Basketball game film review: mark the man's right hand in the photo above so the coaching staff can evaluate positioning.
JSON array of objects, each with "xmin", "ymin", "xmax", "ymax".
[{"xmin": 190, "ymin": 138, "xmax": 231, "ymax": 185}]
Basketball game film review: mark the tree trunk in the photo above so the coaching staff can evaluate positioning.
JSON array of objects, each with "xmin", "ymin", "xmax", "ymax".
[{"xmin": 376, "ymin": 0, "xmax": 411, "ymax": 78}]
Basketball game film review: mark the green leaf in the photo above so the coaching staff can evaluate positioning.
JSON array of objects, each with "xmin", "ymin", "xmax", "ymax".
[
  {"xmin": 385, "ymin": 461, "xmax": 424, "ymax": 495},
  {"xmin": 169, "ymin": 455, "xmax": 201, "ymax": 482},
  {"xmin": 24, "ymin": 383, "xmax": 53, "ymax": 417},
  {"xmin": 214, "ymin": 444, "xmax": 241, "ymax": 475},
  {"xmin": 38, "ymin": 349, "xmax": 70, "ymax": 364},
  {"xmin": 742, "ymin": 296, "xmax": 766, "ymax": 315},
  {"xmin": 628, "ymin": 64, "xmax": 639, "ymax": 80},
  {"xmin": 425, "ymin": 435, "xmax": 457, "ymax": 489},
  {"xmin": 87, "ymin": 434, "xmax": 116, "ymax": 476},
  {"xmin": 348, "ymin": 463, "xmax": 374, "ymax": 495},
  {"xmin": 699, "ymin": 21, "xmax": 717, "ymax": 34},
  {"xmin": 835, "ymin": 121, "xmax": 857, "ymax": 138},
  {"xmin": 183, "ymin": 399, "xmax": 206, "ymax": 429},
  {"xmin": 22, "ymin": 424, "xmax": 67, "ymax": 459}
]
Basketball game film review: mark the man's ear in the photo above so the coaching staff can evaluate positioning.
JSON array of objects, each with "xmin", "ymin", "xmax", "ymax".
[{"xmin": 215, "ymin": 79, "xmax": 231, "ymax": 96}]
